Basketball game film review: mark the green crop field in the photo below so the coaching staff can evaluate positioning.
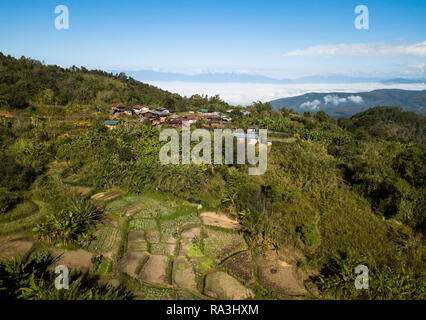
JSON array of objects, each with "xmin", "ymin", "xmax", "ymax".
[
  {"xmin": 130, "ymin": 218, "xmax": 158, "ymax": 231},
  {"xmin": 90, "ymin": 226, "xmax": 120, "ymax": 254},
  {"xmin": 202, "ymin": 228, "xmax": 248, "ymax": 261}
]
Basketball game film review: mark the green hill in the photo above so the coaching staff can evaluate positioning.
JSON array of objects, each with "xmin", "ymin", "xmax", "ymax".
[
  {"xmin": 339, "ymin": 106, "xmax": 426, "ymax": 143},
  {"xmin": 270, "ymin": 89, "xmax": 426, "ymax": 118},
  {"xmin": 0, "ymin": 52, "xmax": 231, "ymax": 112},
  {"xmin": 0, "ymin": 55, "xmax": 424, "ymax": 300}
]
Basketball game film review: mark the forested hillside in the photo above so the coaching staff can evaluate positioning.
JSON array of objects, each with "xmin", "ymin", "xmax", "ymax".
[
  {"xmin": 0, "ymin": 53, "xmax": 231, "ymax": 112},
  {"xmin": 269, "ymin": 89, "xmax": 426, "ymax": 118},
  {"xmin": 339, "ymin": 106, "xmax": 425, "ymax": 143},
  {"xmin": 0, "ymin": 55, "xmax": 424, "ymax": 300}
]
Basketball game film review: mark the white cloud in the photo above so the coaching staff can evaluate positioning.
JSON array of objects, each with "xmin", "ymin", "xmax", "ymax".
[
  {"xmin": 284, "ymin": 41, "xmax": 426, "ymax": 58},
  {"xmin": 300, "ymin": 99, "xmax": 322, "ymax": 110},
  {"xmin": 347, "ymin": 95, "xmax": 364, "ymax": 104},
  {"xmin": 147, "ymin": 81, "xmax": 426, "ymax": 106},
  {"xmin": 407, "ymin": 63, "xmax": 426, "ymax": 73},
  {"xmin": 324, "ymin": 95, "xmax": 347, "ymax": 105}
]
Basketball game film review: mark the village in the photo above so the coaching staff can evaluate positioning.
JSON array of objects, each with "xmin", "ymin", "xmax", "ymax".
[
  {"xmin": 106, "ymin": 103, "xmax": 245, "ymax": 129},
  {"xmin": 104, "ymin": 103, "xmax": 271, "ymax": 147}
]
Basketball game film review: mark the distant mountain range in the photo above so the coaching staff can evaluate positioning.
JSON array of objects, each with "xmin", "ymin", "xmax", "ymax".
[
  {"xmin": 120, "ymin": 70, "xmax": 426, "ymax": 85},
  {"xmin": 269, "ymin": 89, "xmax": 426, "ymax": 118}
]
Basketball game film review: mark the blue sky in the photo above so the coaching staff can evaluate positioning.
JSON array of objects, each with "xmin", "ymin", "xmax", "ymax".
[{"xmin": 0, "ymin": 0, "xmax": 425, "ymax": 78}]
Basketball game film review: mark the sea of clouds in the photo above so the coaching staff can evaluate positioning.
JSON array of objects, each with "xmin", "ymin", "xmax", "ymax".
[{"xmin": 148, "ymin": 81, "xmax": 426, "ymax": 106}]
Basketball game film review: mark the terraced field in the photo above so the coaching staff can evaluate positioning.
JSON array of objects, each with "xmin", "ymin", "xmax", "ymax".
[
  {"xmin": 91, "ymin": 191, "xmax": 258, "ymax": 300},
  {"xmin": 0, "ymin": 190, "xmax": 308, "ymax": 300},
  {"xmin": 89, "ymin": 226, "xmax": 121, "ymax": 259}
]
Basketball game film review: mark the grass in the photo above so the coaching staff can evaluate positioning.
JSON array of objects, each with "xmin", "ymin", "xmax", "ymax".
[
  {"xmin": 197, "ymin": 256, "xmax": 215, "ymax": 272},
  {"xmin": 166, "ymin": 257, "xmax": 174, "ymax": 284},
  {"xmin": 133, "ymin": 210, "xmax": 158, "ymax": 219},
  {"xmin": 187, "ymin": 243, "xmax": 203, "ymax": 258},
  {"xmin": 105, "ymin": 199, "xmax": 129, "ymax": 212},
  {"xmin": 117, "ymin": 218, "xmax": 130, "ymax": 261},
  {"xmin": 0, "ymin": 200, "xmax": 49, "ymax": 235},
  {"xmin": 159, "ymin": 215, "xmax": 201, "ymax": 236},
  {"xmin": 135, "ymin": 254, "xmax": 150, "ymax": 275},
  {"xmin": 268, "ymin": 136, "xmax": 296, "ymax": 143},
  {"xmin": 94, "ymin": 258, "xmax": 112, "ymax": 275},
  {"xmin": 150, "ymin": 243, "xmax": 175, "ymax": 255},
  {"xmin": 176, "ymin": 290, "xmax": 202, "ymax": 300},
  {"xmin": 0, "ymin": 200, "xmax": 39, "ymax": 223},
  {"xmin": 133, "ymin": 208, "xmax": 176, "ymax": 219},
  {"xmin": 178, "ymin": 263, "xmax": 186, "ymax": 270},
  {"xmin": 141, "ymin": 286, "xmax": 175, "ymax": 300}
]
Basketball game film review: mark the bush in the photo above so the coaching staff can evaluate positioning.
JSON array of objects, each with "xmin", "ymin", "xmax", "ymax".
[
  {"xmin": 33, "ymin": 195, "xmax": 101, "ymax": 245},
  {"xmin": 296, "ymin": 224, "xmax": 318, "ymax": 247},
  {"xmin": 315, "ymin": 256, "xmax": 425, "ymax": 300},
  {"xmin": 0, "ymin": 188, "xmax": 21, "ymax": 214}
]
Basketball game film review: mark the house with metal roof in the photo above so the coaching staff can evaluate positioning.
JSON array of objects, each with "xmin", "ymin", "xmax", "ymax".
[{"xmin": 104, "ymin": 120, "xmax": 118, "ymax": 129}]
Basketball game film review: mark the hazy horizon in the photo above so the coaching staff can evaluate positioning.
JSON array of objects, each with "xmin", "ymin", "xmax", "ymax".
[{"xmin": 146, "ymin": 81, "xmax": 426, "ymax": 106}]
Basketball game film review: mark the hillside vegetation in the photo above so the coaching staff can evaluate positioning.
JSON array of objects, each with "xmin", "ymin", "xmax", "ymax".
[
  {"xmin": 0, "ymin": 52, "xmax": 231, "ymax": 112},
  {"xmin": 270, "ymin": 89, "xmax": 426, "ymax": 118},
  {"xmin": 0, "ymin": 55, "xmax": 425, "ymax": 300}
]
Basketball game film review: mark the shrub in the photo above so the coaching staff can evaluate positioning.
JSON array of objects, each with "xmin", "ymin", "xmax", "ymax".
[
  {"xmin": 33, "ymin": 195, "xmax": 101, "ymax": 245},
  {"xmin": 0, "ymin": 188, "xmax": 21, "ymax": 214},
  {"xmin": 296, "ymin": 224, "xmax": 318, "ymax": 247}
]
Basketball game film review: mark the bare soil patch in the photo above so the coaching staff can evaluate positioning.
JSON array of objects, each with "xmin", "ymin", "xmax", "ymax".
[
  {"xmin": 161, "ymin": 233, "xmax": 177, "ymax": 244},
  {"xmin": 117, "ymin": 251, "xmax": 148, "ymax": 278},
  {"xmin": 256, "ymin": 255, "xmax": 308, "ymax": 299},
  {"xmin": 147, "ymin": 230, "xmax": 160, "ymax": 243},
  {"xmin": 200, "ymin": 212, "xmax": 239, "ymax": 230},
  {"xmin": 127, "ymin": 230, "xmax": 149, "ymax": 252},
  {"xmin": 0, "ymin": 234, "xmax": 35, "ymax": 261},
  {"xmin": 139, "ymin": 255, "xmax": 169, "ymax": 286},
  {"xmin": 127, "ymin": 241, "xmax": 148, "ymax": 252},
  {"xmin": 204, "ymin": 271, "xmax": 254, "ymax": 300},
  {"xmin": 172, "ymin": 256, "xmax": 198, "ymax": 292},
  {"xmin": 128, "ymin": 230, "xmax": 145, "ymax": 242},
  {"xmin": 179, "ymin": 239, "xmax": 190, "ymax": 256},
  {"xmin": 69, "ymin": 186, "xmax": 91, "ymax": 195},
  {"xmin": 49, "ymin": 249, "xmax": 95, "ymax": 272},
  {"xmin": 181, "ymin": 227, "xmax": 201, "ymax": 240}
]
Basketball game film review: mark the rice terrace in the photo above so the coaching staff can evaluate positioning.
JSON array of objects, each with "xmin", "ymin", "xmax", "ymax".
[
  {"xmin": 0, "ymin": 187, "xmax": 310, "ymax": 300},
  {"xmin": 76, "ymin": 190, "xmax": 307, "ymax": 299}
]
